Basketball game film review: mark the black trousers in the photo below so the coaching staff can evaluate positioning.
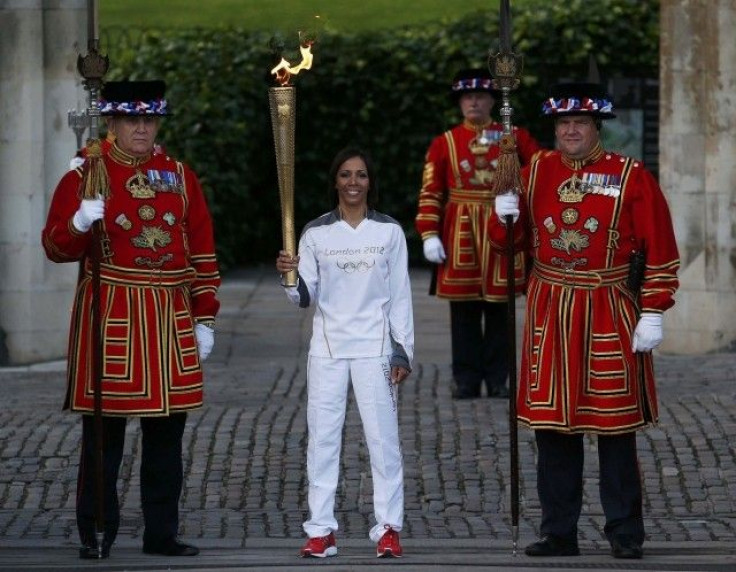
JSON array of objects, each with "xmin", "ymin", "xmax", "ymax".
[
  {"xmin": 76, "ymin": 413, "xmax": 187, "ymax": 546},
  {"xmin": 449, "ymin": 300, "xmax": 508, "ymax": 395},
  {"xmin": 535, "ymin": 430, "xmax": 645, "ymax": 544}
]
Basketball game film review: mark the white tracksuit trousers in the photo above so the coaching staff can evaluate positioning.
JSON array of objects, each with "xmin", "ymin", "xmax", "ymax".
[{"xmin": 303, "ymin": 355, "xmax": 404, "ymax": 543}]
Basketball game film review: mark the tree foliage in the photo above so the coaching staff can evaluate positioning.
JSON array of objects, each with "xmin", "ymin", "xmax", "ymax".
[{"xmin": 109, "ymin": 0, "xmax": 659, "ymax": 270}]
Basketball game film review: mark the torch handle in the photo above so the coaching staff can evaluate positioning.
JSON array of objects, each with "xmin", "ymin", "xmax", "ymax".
[
  {"xmin": 269, "ymin": 87, "xmax": 298, "ymax": 287},
  {"xmin": 280, "ymin": 194, "xmax": 298, "ymax": 286}
]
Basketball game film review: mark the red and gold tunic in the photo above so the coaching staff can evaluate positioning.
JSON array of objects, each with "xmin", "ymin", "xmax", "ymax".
[
  {"xmin": 416, "ymin": 120, "xmax": 541, "ymax": 300},
  {"xmin": 489, "ymin": 144, "xmax": 680, "ymax": 433},
  {"xmin": 42, "ymin": 144, "xmax": 221, "ymax": 416}
]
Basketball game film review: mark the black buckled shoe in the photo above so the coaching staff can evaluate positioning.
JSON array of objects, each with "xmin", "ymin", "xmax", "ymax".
[
  {"xmin": 611, "ymin": 535, "xmax": 643, "ymax": 559},
  {"xmin": 525, "ymin": 535, "xmax": 580, "ymax": 557},
  {"xmin": 143, "ymin": 538, "xmax": 199, "ymax": 556},
  {"xmin": 79, "ymin": 538, "xmax": 111, "ymax": 559}
]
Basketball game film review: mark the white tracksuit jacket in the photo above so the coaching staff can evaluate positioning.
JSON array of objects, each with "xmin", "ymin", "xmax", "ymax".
[{"xmin": 284, "ymin": 208, "xmax": 414, "ymax": 370}]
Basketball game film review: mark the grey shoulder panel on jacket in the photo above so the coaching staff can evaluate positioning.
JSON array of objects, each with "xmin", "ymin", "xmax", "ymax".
[
  {"xmin": 301, "ymin": 210, "xmax": 340, "ymax": 238},
  {"xmin": 368, "ymin": 210, "xmax": 402, "ymax": 227}
]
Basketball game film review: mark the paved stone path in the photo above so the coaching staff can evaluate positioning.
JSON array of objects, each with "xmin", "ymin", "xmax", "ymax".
[{"xmin": 0, "ymin": 267, "xmax": 734, "ymax": 570}]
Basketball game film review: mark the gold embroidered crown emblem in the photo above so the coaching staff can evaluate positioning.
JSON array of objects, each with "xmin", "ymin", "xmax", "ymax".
[
  {"xmin": 125, "ymin": 172, "xmax": 156, "ymax": 199},
  {"xmin": 469, "ymin": 138, "xmax": 490, "ymax": 156},
  {"xmin": 557, "ymin": 174, "xmax": 585, "ymax": 203}
]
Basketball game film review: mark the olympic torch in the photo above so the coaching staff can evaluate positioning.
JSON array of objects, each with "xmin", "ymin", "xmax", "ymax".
[{"xmin": 269, "ymin": 39, "xmax": 314, "ymax": 287}]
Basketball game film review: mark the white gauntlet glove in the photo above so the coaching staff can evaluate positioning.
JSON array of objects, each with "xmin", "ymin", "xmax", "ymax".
[
  {"xmin": 494, "ymin": 192, "xmax": 520, "ymax": 224},
  {"xmin": 72, "ymin": 197, "xmax": 105, "ymax": 233},
  {"xmin": 69, "ymin": 156, "xmax": 85, "ymax": 171},
  {"xmin": 195, "ymin": 323, "xmax": 215, "ymax": 361},
  {"xmin": 631, "ymin": 313, "xmax": 663, "ymax": 353},
  {"xmin": 423, "ymin": 236, "xmax": 446, "ymax": 264}
]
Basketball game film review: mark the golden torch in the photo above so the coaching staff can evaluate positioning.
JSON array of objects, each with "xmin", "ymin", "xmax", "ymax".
[{"xmin": 269, "ymin": 39, "xmax": 314, "ymax": 287}]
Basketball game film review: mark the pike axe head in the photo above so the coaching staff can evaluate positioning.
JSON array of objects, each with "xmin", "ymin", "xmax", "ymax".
[
  {"xmin": 489, "ymin": 53, "xmax": 523, "ymax": 91},
  {"xmin": 77, "ymin": 51, "xmax": 109, "ymax": 83},
  {"xmin": 488, "ymin": 0, "xmax": 523, "ymax": 92}
]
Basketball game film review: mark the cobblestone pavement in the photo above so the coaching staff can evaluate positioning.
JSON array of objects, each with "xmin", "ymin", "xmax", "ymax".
[{"xmin": 0, "ymin": 267, "xmax": 735, "ymax": 570}]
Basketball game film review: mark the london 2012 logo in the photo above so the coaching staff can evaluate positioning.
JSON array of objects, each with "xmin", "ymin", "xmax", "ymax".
[{"xmin": 336, "ymin": 258, "xmax": 375, "ymax": 274}]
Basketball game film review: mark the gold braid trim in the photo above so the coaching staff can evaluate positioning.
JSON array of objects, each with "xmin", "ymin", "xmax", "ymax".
[
  {"xmin": 109, "ymin": 143, "xmax": 152, "ymax": 167},
  {"xmin": 560, "ymin": 142, "xmax": 604, "ymax": 170}
]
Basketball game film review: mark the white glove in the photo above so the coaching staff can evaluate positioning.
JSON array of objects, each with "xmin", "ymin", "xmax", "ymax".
[
  {"xmin": 631, "ymin": 313, "xmax": 663, "ymax": 352},
  {"xmin": 494, "ymin": 192, "xmax": 520, "ymax": 224},
  {"xmin": 195, "ymin": 323, "xmax": 215, "ymax": 361},
  {"xmin": 69, "ymin": 156, "xmax": 85, "ymax": 170},
  {"xmin": 72, "ymin": 197, "xmax": 105, "ymax": 233},
  {"xmin": 423, "ymin": 236, "xmax": 446, "ymax": 264}
]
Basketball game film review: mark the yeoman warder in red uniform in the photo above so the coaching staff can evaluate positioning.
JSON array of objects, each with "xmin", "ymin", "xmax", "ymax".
[
  {"xmin": 415, "ymin": 68, "xmax": 542, "ymax": 399},
  {"xmin": 491, "ymin": 81, "xmax": 679, "ymax": 560},
  {"xmin": 42, "ymin": 80, "xmax": 220, "ymax": 559}
]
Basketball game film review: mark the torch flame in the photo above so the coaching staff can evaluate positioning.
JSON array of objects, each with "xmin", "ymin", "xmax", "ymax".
[{"xmin": 270, "ymin": 41, "xmax": 314, "ymax": 86}]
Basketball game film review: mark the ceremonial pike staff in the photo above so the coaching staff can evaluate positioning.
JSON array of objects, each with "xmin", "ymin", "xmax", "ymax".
[
  {"xmin": 69, "ymin": 0, "xmax": 110, "ymax": 558},
  {"xmin": 489, "ymin": 0, "xmax": 524, "ymax": 555}
]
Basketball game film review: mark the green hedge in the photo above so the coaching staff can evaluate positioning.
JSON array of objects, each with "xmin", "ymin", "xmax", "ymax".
[{"xmin": 109, "ymin": 0, "xmax": 659, "ymax": 270}]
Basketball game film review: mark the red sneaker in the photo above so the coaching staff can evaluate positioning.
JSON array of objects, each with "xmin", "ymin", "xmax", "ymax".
[
  {"xmin": 299, "ymin": 533, "xmax": 337, "ymax": 558},
  {"xmin": 376, "ymin": 526, "xmax": 402, "ymax": 558}
]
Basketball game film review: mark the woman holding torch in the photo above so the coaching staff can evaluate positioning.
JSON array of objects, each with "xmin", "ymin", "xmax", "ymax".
[{"xmin": 276, "ymin": 147, "xmax": 414, "ymax": 558}]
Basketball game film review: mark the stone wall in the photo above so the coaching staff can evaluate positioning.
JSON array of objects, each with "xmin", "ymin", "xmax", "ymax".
[
  {"xmin": 0, "ymin": 0, "xmax": 86, "ymax": 364},
  {"xmin": 660, "ymin": 0, "xmax": 736, "ymax": 352}
]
